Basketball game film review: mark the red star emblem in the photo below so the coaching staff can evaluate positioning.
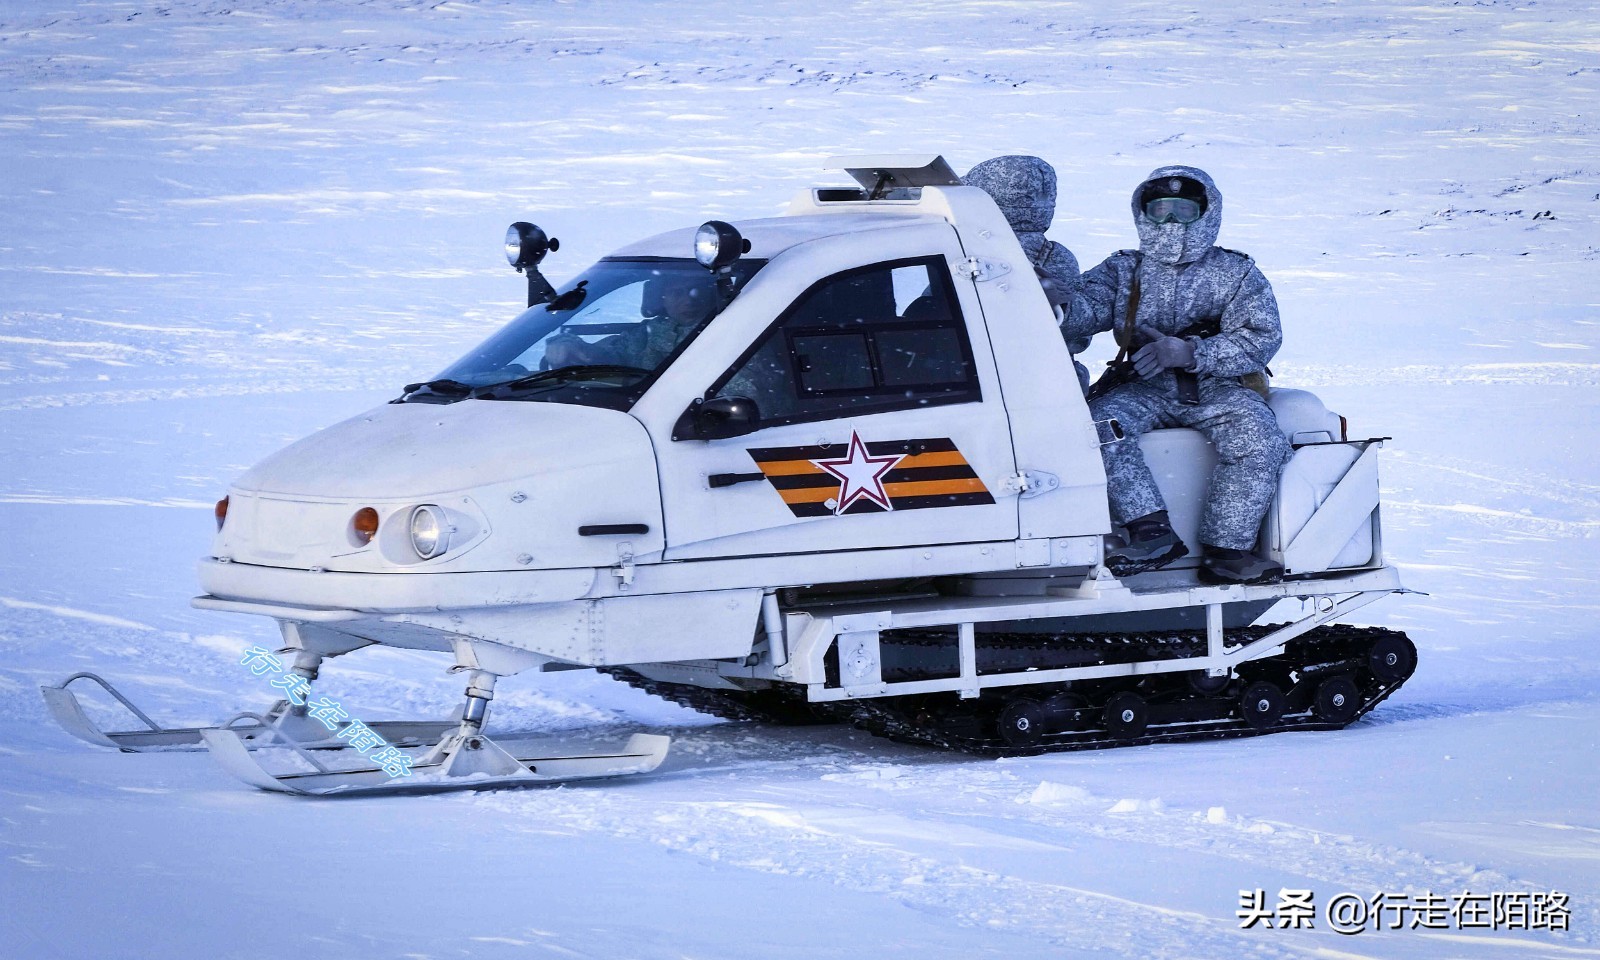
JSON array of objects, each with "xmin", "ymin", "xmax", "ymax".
[{"xmin": 812, "ymin": 431, "xmax": 904, "ymax": 515}]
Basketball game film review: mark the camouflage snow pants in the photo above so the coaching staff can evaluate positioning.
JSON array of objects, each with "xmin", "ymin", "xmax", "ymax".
[{"xmin": 1088, "ymin": 378, "xmax": 1291, "ymax": 551}]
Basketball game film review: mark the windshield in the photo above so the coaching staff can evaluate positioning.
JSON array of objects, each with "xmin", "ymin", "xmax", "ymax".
[{"xmin": 403, "ymin": 257, "xmax": 764, "ymax": 409}]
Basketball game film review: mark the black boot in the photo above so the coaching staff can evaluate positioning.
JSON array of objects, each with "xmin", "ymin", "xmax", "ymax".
[
  {"xmin": 1197, "ymin": 545, "xmax": 1283, "ymax": 585},
  {"xmin": 1104, "ymin": 510, "xmax": 1189, "ymax": 577}
]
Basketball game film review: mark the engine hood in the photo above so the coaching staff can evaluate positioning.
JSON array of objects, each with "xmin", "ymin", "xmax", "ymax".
[
  {"xmin": 217, "ymin": 400, "xmax": 664, "ymax": 574},
  {"xmin": 235, "ymin": 400, "xmax": 648, "ymax": 500}
]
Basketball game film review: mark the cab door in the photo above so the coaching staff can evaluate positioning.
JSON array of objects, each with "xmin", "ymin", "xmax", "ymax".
[{"xmin": 652, "ymin": 228, "xmax": 1018, "ymax": 561}]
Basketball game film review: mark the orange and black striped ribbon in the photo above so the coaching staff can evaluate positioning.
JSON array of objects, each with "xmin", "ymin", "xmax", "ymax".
[{"xmin": 747, "ymin": 438, "xmax": 995, "ymax": 517}]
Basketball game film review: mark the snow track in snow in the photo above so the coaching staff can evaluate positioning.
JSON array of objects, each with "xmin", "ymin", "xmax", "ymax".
[{"xmin": 459, "ymin": 720, "xmax": 1599, "ymax": 959}]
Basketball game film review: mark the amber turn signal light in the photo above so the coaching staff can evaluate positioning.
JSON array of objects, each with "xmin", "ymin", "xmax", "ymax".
[
  {"xmin": 214, "ymin": 496, "xmax": 229, "ymax": 532},
  {"xmin": 352, "ymin": 507, "xmax": 380, "ymax": 545}
]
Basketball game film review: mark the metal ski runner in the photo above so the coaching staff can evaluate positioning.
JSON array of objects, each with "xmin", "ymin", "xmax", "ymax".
[
  {"xmin": 202, "ymin": 728, "xmax": 671, "ymax": 797},
  {"xmin": 198, "ymin": 662, "xmax": 671, "ymax": 795},
  {"xmin": 41, "ymin": 672, "xmax": 456, "ymax": 753}
]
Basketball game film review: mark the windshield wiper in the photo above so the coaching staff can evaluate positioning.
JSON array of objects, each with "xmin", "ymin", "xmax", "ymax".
[
  {"xmin": 404, "ymin": 378, "xmax": 475, "ymax": 395},
  {"xmin": 481, "ymin": 364, "xmax": 651, "ymax": 397},
  {"xmin": 395, "ymin": 378, "xmax": 479, "ymax": 404}
]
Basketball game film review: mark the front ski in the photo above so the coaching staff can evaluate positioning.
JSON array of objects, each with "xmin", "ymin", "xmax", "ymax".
[
  {"xmin": 201, "ymin": 728, "xmax": 671, "ymax": 796},
  {"xmin": 42, "ymin": 672, "xmax": 455, "ymax": 752}
]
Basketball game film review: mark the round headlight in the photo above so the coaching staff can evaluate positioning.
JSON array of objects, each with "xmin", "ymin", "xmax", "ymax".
[
  {"xmin": 505, "ymin": 221, "xmax": 556, "ymax": 270},
  {"xmin": 694, "ymin": 220, "xmax": 744, "ymax": 270},
  {"xmin": 410, "ymin": 505, "xmax": 449, "ymax": 559},
  {"xmin": 504, "ymin": 223, "xmax": 526, "ymax": 267}
]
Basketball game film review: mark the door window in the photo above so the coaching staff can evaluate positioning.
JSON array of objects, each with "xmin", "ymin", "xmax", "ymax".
[{"xmin": 710, "ymin": 256, "xmax": 980, "ymax": 428}]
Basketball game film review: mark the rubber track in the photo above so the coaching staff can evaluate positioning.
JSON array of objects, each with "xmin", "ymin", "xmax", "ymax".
[
  {"xmin": 850, "ymin": 623, "xmax": 1413, "ymax": 756},
  {"xmin": 599, "ymin": 667, "xmax": 837, "ymax": 724},
  {"xmin": 603, "ymin": 624, "xmax": 1414, "ymax": 754}
]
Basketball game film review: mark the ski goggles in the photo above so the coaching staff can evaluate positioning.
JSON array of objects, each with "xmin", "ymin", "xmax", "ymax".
[{"xmin": 1143, "ymin": 195, "xmax": 1205, "ymax": 225}]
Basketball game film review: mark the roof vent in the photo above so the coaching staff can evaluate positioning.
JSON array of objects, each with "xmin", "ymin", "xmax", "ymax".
[{"xmin": 823, "ymin": 155, "xmax": 961, "ymax": 199}]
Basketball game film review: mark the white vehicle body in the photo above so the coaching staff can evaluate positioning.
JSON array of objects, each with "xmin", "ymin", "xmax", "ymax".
[
  {"xmin": 199, "ymin": 165, "xmax": 1129, "ymax": 665},
  {"xmin": 51, "ymin": 156, "xmax": 1405, "ymax": 790},
  {"xmin": 198, "ymin": 156, "xmax": 1389, "ymax": 673}
]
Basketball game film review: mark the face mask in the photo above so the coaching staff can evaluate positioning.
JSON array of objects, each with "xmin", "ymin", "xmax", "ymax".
[{"xmin": 1146, "ymin": 222, "xmax": 1188, "ymax": 264}]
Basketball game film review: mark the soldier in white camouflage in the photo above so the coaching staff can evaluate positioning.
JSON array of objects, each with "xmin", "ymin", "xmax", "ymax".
[
  {"xmin": 1064, "ymin": 165, "xmax": 1291, "ymax": 584},
  {"xmin": 963, "ymin": 155, "xmax": 1094, "ymax": 391}
]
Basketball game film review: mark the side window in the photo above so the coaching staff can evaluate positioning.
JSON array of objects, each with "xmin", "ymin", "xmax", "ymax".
[{"xmin": 711, "ymin": 257, "xmax": 981, "ymax": 427}]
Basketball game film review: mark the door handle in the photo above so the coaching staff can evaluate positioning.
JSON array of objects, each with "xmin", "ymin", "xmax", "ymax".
[{"xmin": 708, "ymin": 472, "xmax": 767, "ymax": 489}]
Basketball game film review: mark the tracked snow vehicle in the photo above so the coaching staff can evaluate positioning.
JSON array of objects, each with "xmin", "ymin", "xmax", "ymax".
[{"xmin": 46, "ymin": 155, "xmax": 1414, "ymax": 793}]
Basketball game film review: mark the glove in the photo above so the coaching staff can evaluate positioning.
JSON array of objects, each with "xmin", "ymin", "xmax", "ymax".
[
  {"xmin": 1033, "ymin": 264, "xmax": 1066, "ymax": 307},
  {"xmin": 543, "ymin": 333, "xmax": 590, "ymax": 368},
  {"xmin": 1132, "ymin": 324, "xmax": 1196, "ymax": 379}
]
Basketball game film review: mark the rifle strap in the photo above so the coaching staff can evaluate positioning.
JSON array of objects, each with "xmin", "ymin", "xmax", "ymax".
[{"xmin": 1113, "ymin": 253, "xmax": 1142, "ymax": 364}]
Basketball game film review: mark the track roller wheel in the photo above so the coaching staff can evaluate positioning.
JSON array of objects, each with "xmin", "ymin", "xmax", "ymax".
[
  {"xmin": 997, "ymin": 698, "xmax": 1047, "ymax": 747},
  {"xmin": 1103, "ymin": 691, "xmax": 1149, "ymax": 740},
  {"xmin": 1041, "ymin": 691, "xmax": 1087, "ymax": 725},
  {"xmin": 1038, "ymin": 692, "xmax": 1088, "ymax": 735},
  {"xmin": 1368, "ymin": 633, "xmax": 1417, "ymax": 682},
  {"xmin": 1188, "ymin": 671, "xmax": 1230, "ymax": 696},
  {"xmin": 1312, "ymin": 676, "xmax": 1362, "ymax": 724},
  {"xmin": 1238, "ymin": 681, "xmax": 1285, "ymax": 730}
]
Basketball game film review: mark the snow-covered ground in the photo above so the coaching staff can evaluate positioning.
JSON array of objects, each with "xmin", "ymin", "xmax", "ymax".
[{"xmin": 2, "ymin": 1, "xmax": 1597, "ymax": 957}]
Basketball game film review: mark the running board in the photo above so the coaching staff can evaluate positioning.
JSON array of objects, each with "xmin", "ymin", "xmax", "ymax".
[
  {"xmin": 41, "ymin": 673, "xmax": 455, "ymax": 752},
  {"xmin": 201, "ymin": 729, "xmax": 672, "ymax": 796}
]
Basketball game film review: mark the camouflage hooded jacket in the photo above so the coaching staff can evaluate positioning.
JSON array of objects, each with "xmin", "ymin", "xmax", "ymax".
[
  {"xmin": 962, "ymin": 155, "xmax": 1089, "ymax": 331},
  {"xmin": 1065, "ymin": 165, "xmax": 1282, "ymax": 393}
]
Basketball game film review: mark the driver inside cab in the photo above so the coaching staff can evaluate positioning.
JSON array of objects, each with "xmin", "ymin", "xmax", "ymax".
[{"xmin": 544, "ymin": 276, "xmax": 716, "ymax": 370}]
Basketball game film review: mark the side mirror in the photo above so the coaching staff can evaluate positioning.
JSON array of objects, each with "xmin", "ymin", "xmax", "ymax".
[{"xmin": 673, "ymin": 396, "xmax": 761, "ymax": 441}]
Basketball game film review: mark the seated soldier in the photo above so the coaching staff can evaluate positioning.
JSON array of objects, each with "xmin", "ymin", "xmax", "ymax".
[
  {"xmin": 1064, "ymin": 166, "xmax": 1291, "ymax": 584},
  {"xmin": 963, "ymin": 155, "xmax": 1093, "ymax": 391}
]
